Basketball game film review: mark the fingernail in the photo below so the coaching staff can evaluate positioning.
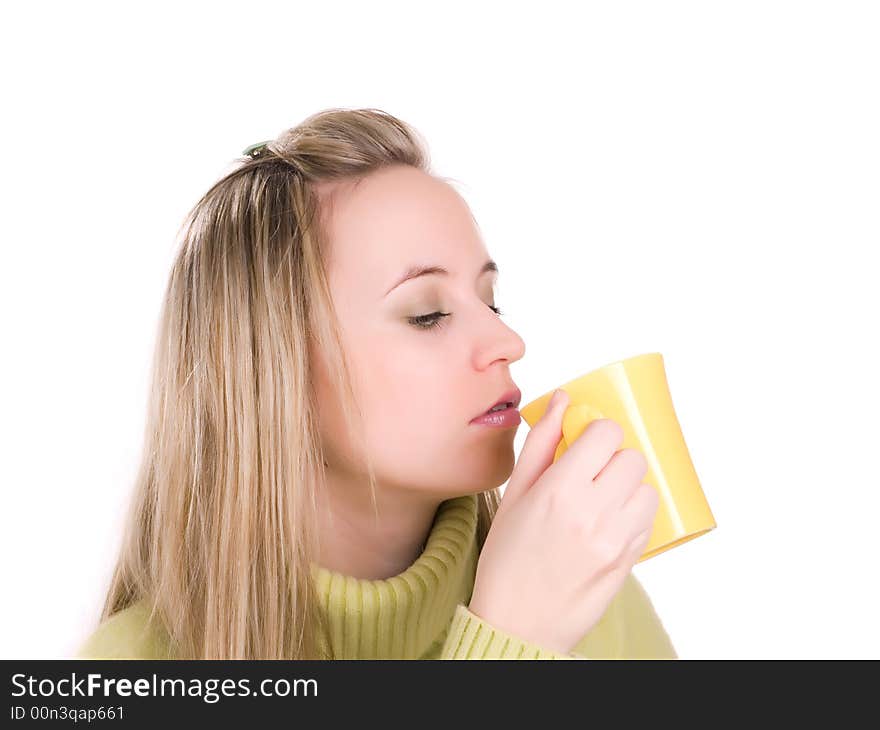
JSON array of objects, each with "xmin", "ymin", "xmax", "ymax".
[{"xmin": 550, "ymin": 388, "xmax": 567, "ymax": 409}]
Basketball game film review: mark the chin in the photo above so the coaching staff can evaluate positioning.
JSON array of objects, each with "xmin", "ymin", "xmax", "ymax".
[{"xmin": 459, "ymin": 457, "xmax": 515, "ymax": 496}]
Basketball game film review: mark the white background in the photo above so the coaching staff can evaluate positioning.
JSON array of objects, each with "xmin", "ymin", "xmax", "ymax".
[{"xmin": 2, "ymin": 1, "xmax": 878, "ymax": 659}]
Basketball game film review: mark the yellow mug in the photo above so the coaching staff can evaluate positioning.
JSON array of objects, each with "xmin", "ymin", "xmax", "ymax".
[{"xmin": 519, "ymin": 352, "xmax": 716, "ymax": 563}]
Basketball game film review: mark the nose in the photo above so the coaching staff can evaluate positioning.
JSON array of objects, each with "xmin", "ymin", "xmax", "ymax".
[{"xmin": 472, "ymin": 307, "xmax": 526, "ymax": 370}]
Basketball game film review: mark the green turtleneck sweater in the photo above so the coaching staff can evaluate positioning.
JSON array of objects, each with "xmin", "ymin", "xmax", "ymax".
[{"xmin": 75, "ymin": 493, "xmax": 677, "ymax": 660}]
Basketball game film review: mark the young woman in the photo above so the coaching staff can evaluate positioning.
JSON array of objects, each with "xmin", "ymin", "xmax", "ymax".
[{"xmin": 76, "ymin": 108, "xmax": 677, "ymax": 660}]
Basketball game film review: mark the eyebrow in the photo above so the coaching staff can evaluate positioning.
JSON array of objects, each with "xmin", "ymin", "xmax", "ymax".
[{"xmin": 384, "ymin": 259, "xmax": 498, "ymax": 297}]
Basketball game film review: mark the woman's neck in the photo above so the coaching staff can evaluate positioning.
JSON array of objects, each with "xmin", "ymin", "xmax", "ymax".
[{"xmin": 314, "ymin": 472, "xmax": 444, "ymax": 580}]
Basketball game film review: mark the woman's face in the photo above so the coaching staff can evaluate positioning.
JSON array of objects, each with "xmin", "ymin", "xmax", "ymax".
[{"xmin": 312, "ymin": 164, "xmax": 526, "ymax": 500}]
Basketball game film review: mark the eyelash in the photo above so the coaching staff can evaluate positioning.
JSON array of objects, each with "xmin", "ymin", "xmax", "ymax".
[{"xmin": 408, "ymin": 304, "xmax": 504, "ymax": 331}]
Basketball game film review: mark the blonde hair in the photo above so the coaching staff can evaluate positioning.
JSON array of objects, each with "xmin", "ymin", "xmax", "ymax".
[{"xmin": 97, "ymin": 108, "xmax": 502, "ymax": 659}]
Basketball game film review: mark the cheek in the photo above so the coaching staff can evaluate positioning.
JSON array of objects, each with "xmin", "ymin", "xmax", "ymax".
[
  {"xmin": 358, "ymin": 340, "xmax": 459, "ymax": 422},
  {"xmin": 352, "ymin": 347, "xmax": 460, "ymax": 447}
]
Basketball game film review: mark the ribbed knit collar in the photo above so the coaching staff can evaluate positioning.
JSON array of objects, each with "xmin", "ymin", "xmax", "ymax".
[{"xmin": 310, "ymin": 493, "xmax": 479, "ymax": 659}]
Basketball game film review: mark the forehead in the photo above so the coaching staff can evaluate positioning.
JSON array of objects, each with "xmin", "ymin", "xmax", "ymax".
[{"xmin": 317, "ymin": 165, "xmax": 488, "ymax": 285}]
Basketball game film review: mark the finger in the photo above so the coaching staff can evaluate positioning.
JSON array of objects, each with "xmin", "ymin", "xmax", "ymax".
[
  {"xmin": 622, "ymin": 524, "xmax": 653, "ymax": 562},
  {"xmin": 504, "ymin": 388, "xmax": 569, "ymax": 504},
  {"xmin": 553, "ymin": 418, "xmax": 625, "ymax": 489},
  {"xmin": 590, "ymin": 447, "xmax": 650, "ymax": 512},
  {"xmin": 615, "ymin": 483, "xmax": 660, "ymax": 544}
]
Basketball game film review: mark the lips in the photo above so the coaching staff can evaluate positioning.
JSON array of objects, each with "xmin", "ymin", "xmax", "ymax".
[{"xmin": 480, "ymin": 386, "xmax": 522, "ymax": 417}]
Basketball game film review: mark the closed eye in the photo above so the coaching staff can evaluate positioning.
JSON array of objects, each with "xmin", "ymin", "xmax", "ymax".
[{"xmin": 408, "ymin": 304, "xmax": 504, "ymax": 331}]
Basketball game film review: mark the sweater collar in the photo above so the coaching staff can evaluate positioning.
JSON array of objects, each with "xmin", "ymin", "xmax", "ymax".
[{"xmin": 310, "ymin": 492, "xmax": 479, "ymax": 659}]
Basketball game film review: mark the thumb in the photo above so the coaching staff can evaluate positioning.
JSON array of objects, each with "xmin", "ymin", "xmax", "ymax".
[{"xmin": 502, "ymin": 388, "xmax": 569, "ymax": 506}]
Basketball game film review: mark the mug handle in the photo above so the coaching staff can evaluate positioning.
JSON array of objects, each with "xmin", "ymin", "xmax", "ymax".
[{"xmin": 554, "ymin": 403, "xmax": 607, "ymax": 461}]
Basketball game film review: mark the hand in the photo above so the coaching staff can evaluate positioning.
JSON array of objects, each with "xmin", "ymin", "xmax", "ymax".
[{"xmin": 468, "ymin": 389, "xmax": 659, "ymax": 655}]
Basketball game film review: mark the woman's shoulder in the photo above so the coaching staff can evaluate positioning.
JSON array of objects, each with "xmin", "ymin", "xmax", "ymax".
[{"xmin": 75, "ymin": 599, "xmax": 174, "ymax": 660}]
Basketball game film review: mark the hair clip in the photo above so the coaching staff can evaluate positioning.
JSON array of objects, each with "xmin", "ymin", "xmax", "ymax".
[{"xmin": 242, "ymin": 140, "xmax": 272, "ymax": 158}]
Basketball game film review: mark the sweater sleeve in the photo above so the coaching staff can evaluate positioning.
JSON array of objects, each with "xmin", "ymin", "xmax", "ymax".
[{"xmin": 439, "ymin": 604, "xmax": 579, "ymax": 659}]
